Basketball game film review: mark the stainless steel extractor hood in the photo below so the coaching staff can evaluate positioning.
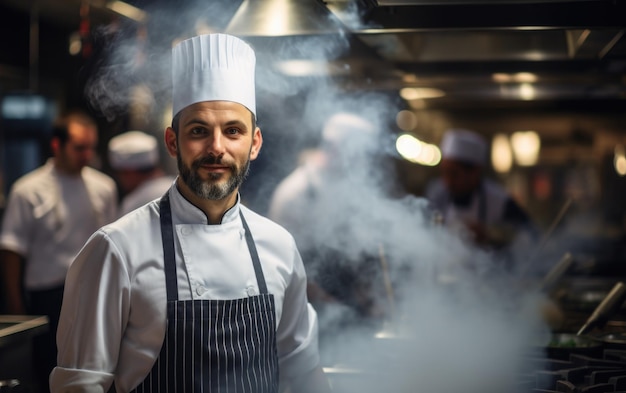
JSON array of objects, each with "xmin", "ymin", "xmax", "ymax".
[{"xmin": 225, "ymin": 0, "xmax": 345, "ymax": 37}]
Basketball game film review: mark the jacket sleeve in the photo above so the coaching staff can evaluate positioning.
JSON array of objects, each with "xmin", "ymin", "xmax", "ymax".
[
  {"xmin": 50, "ymin": 229, "xmax": 131, "ymax": 393},
  {"xmin": 275, "ymin": 242, "xmax": 321, "ymax": 383}
]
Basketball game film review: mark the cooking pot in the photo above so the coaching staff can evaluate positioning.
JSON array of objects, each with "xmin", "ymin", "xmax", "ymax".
[
  {"xmin": 541, "ymin": 332, "xmax": 604, "ymax": 360},
  {"xmin": 588, "ymin": 332, "xmax": 626, "ymax": 350}
]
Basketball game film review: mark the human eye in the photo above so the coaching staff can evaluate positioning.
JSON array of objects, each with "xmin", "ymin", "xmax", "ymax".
[
  {"xmin": 225, "ymin": 127, "xmax": 241, "ymax": 136},
  {"xmin": 189, "ymin": 126, "xmax": 206, "ymax": 136}
]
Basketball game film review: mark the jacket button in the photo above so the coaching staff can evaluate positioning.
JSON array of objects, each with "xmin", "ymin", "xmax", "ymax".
[
  {"xmin": 196, "ymin": 286, "xmax": 206, "ymax": 296},
  {"xmin": 246, "ymin": 286, "xmax": 257, "ymax": 296}
]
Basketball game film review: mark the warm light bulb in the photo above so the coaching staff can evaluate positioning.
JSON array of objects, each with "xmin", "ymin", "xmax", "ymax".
[
  {"xmin": 491, "ymin": 133, "xmax": 513, "ymax": 173},
  {"xmin": 511, "ymin": 131, "xmax": 540, "ymax": 166}
]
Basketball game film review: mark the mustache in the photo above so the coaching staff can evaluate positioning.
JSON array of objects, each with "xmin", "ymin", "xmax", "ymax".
[
  {"xmin": 194, "ymin": 154, "xmax": 223, "ymax": 167},
  {"xmin": 191, "ymin": 154, "xmax": 236, "ymax": 171}
]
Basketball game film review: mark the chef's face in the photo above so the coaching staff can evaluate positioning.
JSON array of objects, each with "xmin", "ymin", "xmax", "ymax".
[
  {"xmin": 440, "ymin": 158, "xmax": 482, "ymax": 198},
  {"xmin": 165, "ymin": 101, "xmax": 262, "ymax": 201},
  {"xmin": 53, "ymin": 120, "xmax": 98, "ymax": 175}
]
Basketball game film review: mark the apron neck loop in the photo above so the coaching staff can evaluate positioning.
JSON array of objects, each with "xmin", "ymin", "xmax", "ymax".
[
  {"xmin": 159, "ymin": 192, "xmax": 179, "ymax": 301},
  {"xmin": 240, "ymin": 211, "xmax": 268, "ymax": 294},
  {"xmin": 159, "ymin": 192, "xmax": 269, "ymax": 301}
]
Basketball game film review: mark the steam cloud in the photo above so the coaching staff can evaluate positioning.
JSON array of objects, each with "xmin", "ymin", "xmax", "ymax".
[{"xmin": 84, "ymin": 2, "xmax": 553, "ymax": 393}]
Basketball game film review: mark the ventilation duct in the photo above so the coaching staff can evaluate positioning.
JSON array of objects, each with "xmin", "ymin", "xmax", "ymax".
[{"xmin": 225, "ymin": 0, "xmax": 345, "ymax": 37}]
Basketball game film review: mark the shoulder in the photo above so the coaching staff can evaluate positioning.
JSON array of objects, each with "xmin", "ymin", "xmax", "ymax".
[
  {"xmin": 271, "ymin": 167, "xmax": 312, "ymax": 200},
  {"xmin": 86, "ymin": 201, "xmax": 162, "ymax": 267},
  {"xmin": 103, "ymin": 201, "xmax": 161, "ymax": 236},
  {"xmin": 9, "ymin": 165, "xmax": 52, "ymax": 194},
  {"xmin": 99, "ymin": 202, "xmax": 160, "ymax": 246},
  {"xmin": 82, "ymin": 168, "xmax": 118, "ymax": 203},
  {"xmin": 268, "ymin": 166, "xmax": 315, "ymax": 218}
]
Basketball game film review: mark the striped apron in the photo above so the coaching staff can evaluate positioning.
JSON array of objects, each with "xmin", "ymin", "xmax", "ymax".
[{"xmin": 130, "ymin": 193, "xmax": 279, "ymax": 393}]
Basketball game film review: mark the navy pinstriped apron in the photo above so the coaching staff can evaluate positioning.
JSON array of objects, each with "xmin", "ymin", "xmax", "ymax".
[{"xmin": 130, "ymin": 193, "xmax": 279, "ymax": 393}]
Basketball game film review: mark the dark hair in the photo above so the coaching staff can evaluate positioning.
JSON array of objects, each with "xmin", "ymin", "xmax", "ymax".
[
  {"xmin": 171, "ymin": 110, "xmax": 257, "ymax": 134},
  {"xmin": 52, "ymin": 110, "xmax": 97, "ymax": 146},
  {"xmin": 52, "ymin": 125, "xmax": 70, "ymax": 146}
]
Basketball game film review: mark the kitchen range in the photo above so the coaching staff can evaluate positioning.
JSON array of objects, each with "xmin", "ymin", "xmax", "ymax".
[{"xmin": 317, "ymin": 272, "xmax": 626, "ymax": 393}]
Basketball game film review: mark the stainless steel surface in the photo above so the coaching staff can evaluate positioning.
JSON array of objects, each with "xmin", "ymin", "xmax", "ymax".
[
  {"xmin": 225, "ymin": 0, "xmax": 344, "ymax": 36},
  {"xmin": 539, "ymin": 252, "xmax": 574, "ymax": 292},
  {"xmin": 0, "ymin": 315, "xmax": 49, "ymax": 349},
  {"xmin": 1, "ymin": 0, "xmax": 624, "ymax": 114},
  {"xmin": 577, "ymin": 281, "xmax": 626, "ymax": 336}
]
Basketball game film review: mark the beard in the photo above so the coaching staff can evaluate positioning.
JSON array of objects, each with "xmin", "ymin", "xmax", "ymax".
[{"xmin": 178, "ymin": 152, "xmax": 250, "ymax": 200}]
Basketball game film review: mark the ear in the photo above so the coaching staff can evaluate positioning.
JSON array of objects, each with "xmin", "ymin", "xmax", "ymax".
[
  {"xmin": 249, "ymin": 127, "xmax": 263, "ymax": 161},
  {"xmin": 50, "ymin": 138, "xmax": 60, "ymax": 154},
  {"xmin": 165, "ymin": 127, "xmax": 178, "ymax": 158}
]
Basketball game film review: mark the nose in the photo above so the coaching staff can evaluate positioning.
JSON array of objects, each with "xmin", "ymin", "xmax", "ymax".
[{"xmin": 206, "ymin": 130, "xmax": 226, "ymax": 156}]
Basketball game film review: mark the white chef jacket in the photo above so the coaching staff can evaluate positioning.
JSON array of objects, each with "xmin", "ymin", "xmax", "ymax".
[
  {"xmin": 0, "ymin": 159, "xmax": 118, "ymax": 289},
  {"xmin": 50, "ymin": 183, "xmax": 320, "ymax": 393},
  {"xmin": 425, "ymin": 178, "xmax": 510, "ymax": 227}
]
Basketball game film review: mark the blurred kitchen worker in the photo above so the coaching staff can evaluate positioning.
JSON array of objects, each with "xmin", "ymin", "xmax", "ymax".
[
  {"xmin": 108, "ymin": 130, "xmax": 174, "ymax": 216},
  {"xmin": 0, "ymin": 109, "xmax": 118, "ymax": 392},
  {"xmin": 268, "ymin": 112, "xmax": 388, "ymax": 338},
  {"xmin": 51, "ymin": 34, "xmax": 330, "ymax": 393},
  {"xmin": 425, "ymin": 128, "xmax": 536, "ymax": 250}
]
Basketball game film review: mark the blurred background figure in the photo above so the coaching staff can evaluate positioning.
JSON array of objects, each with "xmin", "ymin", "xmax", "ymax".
[
  {"xmin": 108, "ymin": 130, "xmax": 174, "ymax": 216},
  {"xmin": 425, "ymin": 128, "xmax": 537, "ymax": 254},
  {"xmin": 269, "ymin": 111, "xmax": 390, "ymax": 345},
  {"xmin": 0, "ymin": 109, "xmax": 118, "ymax": 392}
]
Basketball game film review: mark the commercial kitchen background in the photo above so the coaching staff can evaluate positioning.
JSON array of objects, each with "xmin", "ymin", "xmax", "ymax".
[
  {"xmin": 2, "ymin": 1, "xmax": 626, "ymax": 392},
  {"xmin": 0, "ymin": 0, "xmax": 625, "ymax": 304}
]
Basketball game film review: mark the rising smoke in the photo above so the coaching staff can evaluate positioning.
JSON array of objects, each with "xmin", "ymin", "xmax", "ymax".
[{"xmin": 84, "ymin": 2, "xmax": 552, "ymax": 392}]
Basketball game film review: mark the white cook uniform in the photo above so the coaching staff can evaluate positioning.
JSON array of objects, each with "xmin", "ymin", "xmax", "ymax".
[
  {"xmin": 50, "ymin": 183, "xmax": 320, "ymax": 392},
  {"xmin": 119, "ymin": 175, "xmax": 175, "ymax": 216},
  {"xmin": 426, "ymin": 178, "xmax": 510, "ymax": 229},
  {"xmin": 0, "ymin": 158, "xmax": 118, "ymax": 290}
]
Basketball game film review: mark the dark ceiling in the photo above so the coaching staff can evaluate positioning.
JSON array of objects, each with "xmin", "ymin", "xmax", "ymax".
[{"xmin": 0, "ymin": 0, "xmax": 625, "ymax": 132}]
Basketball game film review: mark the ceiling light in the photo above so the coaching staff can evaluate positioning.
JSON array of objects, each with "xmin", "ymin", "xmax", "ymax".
[
  {"xmin": 400, "ymin": 87, "xmax": 445, "ymax": 101},
  {"xmin": 395, "ymin": 110, "xmax": 417, "ymax": 131},
  {"xmin": 491, "ymin": 133, "xmax": 513, "ymax": 173},
  {"xmin": 519, "ymin": 83, "xmax": 535, "ymax": 100},
  {"xmin": 514, "ymin": 72, "xmax": 538, "ymax": 83},
  {"xmin": 396, "ymin": 134, "xmax": 423, "ymax": 162},
  {"xmin": 615, "ymin": 145, "xmax": 626, "ymax": 176},
  {"xmin": 395, "ymin": 134, "xmax": 441, "ymax": 166},
  {"xmin": 68, "ymin": 32, "xmax": 82, "ymax": 56},
  {"xmin": 275, "ymin": 60, "xmax": 351, "ymax": 77},
  {"xmin": 106, "ymin": 1, "xmax": 146, "ymax": 23},
  {"xmin": 511, "ymin": 131, "xmax": 541, "ymax": 166},
  {"xmin": 493, "ymin": 72, "xmax": 538, "ymax": 84},
  {"xmin": 492, "ymin": 73, "xmax": 512, "ymax": 83}
]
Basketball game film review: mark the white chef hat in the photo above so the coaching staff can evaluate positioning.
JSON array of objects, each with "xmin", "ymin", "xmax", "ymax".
[
  {"xmin": 108, "ymin": 130, "xmax": 159, "ymax": 170},
  {"xmin": 440, "ymin": 128, "xmax": 488, "ymax": 166},
  {"xmin": 171, "ymin": 34, "xmax": 256, "ymax": 118},
  {"xmin": 322, "ymin": 112, "xmax": 377, "ymax": 147}
]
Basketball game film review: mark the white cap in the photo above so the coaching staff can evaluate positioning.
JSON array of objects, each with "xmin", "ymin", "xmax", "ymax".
[
  {"xmin": 108, "ymin": 131, "xmax": 159, "ymax": 170},
  {"xmin": 440, "ymin": 128, "xmax": 488, "ymax": 166},
  {"xmin": 171, "ymin": 34, "xmax": 256, "ymax": 118},
  {"xmin": 322, "ymin": 112, "xmax": 377, "ymax": 147}
]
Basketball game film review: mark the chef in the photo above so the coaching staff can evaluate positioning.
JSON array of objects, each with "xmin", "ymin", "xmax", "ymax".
[
  {"xmin": 108, "ymin": 130, "xmax": 175, "ymax": 216},
  {"xmin": 50, "ymin": 33, "xmax": 330, "ymax": 393},
  {"xmin": 425, "ymin": 128, "xmax": 536, "ymax": 251}
]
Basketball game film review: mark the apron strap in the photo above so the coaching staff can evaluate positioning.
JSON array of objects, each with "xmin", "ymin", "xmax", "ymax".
[
  {"xmin": 159, "ymin": 192, "xmax": 179, "ymax": 301},
  {"xmin": 240, "ymin": 211, "xmax": 268, "ymax": 295}
]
